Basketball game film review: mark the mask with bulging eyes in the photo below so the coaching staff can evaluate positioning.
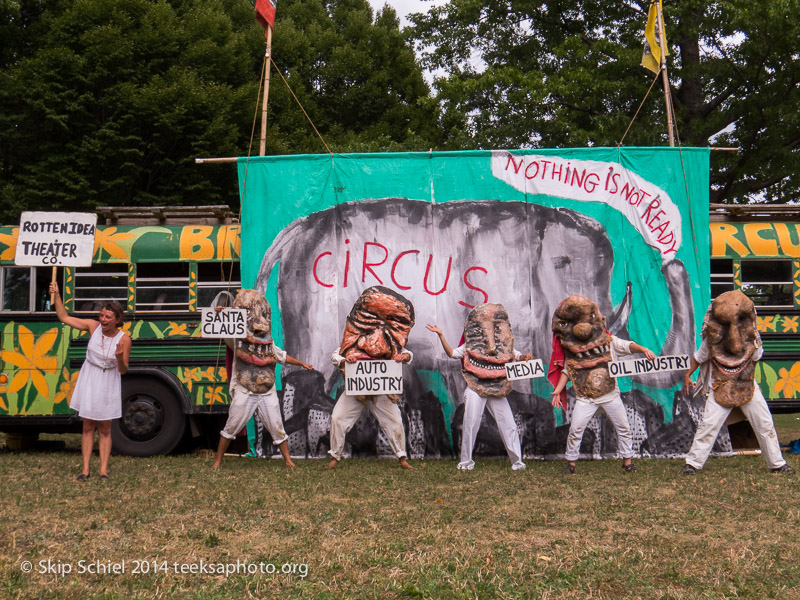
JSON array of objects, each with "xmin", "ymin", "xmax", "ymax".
[
  {"xmin": 552, "ymin": 295, "xmax": 615, "ymax": 399},
  {"xmin": 461, "ymin": 303, "xmax": 515, "ymax": 397},
  {"xmin": 340, "ymin": 286, "xmax": 415, "ymax": 362},
  {"xmin": 233, "ymin": 289, "xmax": 277, "ymax": 393},
  {"xmin": 705, "ymin": 290, "xmax": 758, "ymax": 408}
]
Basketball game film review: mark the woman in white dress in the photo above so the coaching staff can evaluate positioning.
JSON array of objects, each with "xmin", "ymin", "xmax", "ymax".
[{"xmin": 50, "ymin": 282, "xmax": 131, "ymax": 481}]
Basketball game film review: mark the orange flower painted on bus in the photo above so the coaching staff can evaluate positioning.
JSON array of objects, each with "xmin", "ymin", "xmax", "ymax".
[
  {"xmin": 756, "ymin": 315, "xmax": 777, "ymax": 333},
  {"xmin": 54, "ymin": 368, "xmax": 79, "ymax": 405},
  {"xmin": 0, "ymin": 326, "xmax": 59, "ymax": 397},
  {"xmin": 167, "ymin": 322, "xmax": 190, "ymax": 336},
  {"xmin": 203, "ymin": 386, "xmax": 226, "ymax": 405},
  {"xmin": 775, "ymin": 363, "xmax": 800, "ymax": 399},
  {"xmin": 181, "ymin": 367, "xmax": 203, "ymax": 392},
  {"xmin": 93, "ymin": 227, "xmax": 136, "ymax": 261},
  {"xmin": 781, "ymin": 316, "xmax": 798, "ymax": 334},
  {"xmin": 0, "ymin": 227, "xmax": 18, "ymax": 261}
]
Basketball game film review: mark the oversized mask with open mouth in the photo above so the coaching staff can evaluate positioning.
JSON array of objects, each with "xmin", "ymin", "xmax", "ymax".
[
  {"xmin": 461, "ymin": 303, "xmax": 515, "ymax": 398},
  {"xmin": 705, "ymin": 290, "xmax": 758, "ymax": 408},
  {"xmin": 340, "ymin": 286, "xmax": 415, "ymax": 362},
  {"xmin": 233, "ymin": 289, "xmax": 277, "ymax": 393},
  {"xmin": 552, "ymin": 295, "xmax": 615, "ymax": 399}
]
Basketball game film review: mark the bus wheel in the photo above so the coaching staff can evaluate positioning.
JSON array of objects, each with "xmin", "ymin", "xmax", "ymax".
[{"xmin": 112, "ymin": 378, "xmax": 187, "ymax": 456}]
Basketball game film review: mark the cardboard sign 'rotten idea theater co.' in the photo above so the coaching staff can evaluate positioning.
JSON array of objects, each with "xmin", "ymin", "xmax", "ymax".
[{"xmin": 15, "ymin": 212, "xmax": 97, "ymax": 267}]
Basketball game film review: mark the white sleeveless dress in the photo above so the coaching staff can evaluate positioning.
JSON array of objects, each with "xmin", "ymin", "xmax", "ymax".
[{"xmin": 70, "ymin": 327, "xmax": 125, "ymax": 421}]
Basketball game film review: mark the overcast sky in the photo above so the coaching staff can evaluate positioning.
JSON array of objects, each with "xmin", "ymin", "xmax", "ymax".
[{"xmin": 367, "ymin": 0, "xmax": 446, "ymax": 27}]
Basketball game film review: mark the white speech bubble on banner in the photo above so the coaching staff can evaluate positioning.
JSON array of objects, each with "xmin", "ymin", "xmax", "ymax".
[
  {"xmin": 491, "ymin": 151, "xmax": 682, "ymax": 261},
  {"xmin": 504, "ymin": 359, "xmax": 545, "ymax": 381},
  {"xmin": 15, "ymin": 211, "xmax": 98, "ymax": 267},
  {"xmin": 608, "ymin": 355, "xmax": 691, "ymax": 378},
  {"xmin": 200, "ymin": 308, "xmax": 247, "ymax": 338},
  {"xmin": 345, "ymin": 360, "xmax": 404, "ymax": 395}
]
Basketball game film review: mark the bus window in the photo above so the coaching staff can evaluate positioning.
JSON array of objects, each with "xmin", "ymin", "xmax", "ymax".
[
  {"xmin": 135, "ymin": 262, "xmax": 190, "ymax": 312},
  {"xmin": 34, "ymin": 268, "xmax": 54, "ymax": 312},
  {"xmin": 74, "ymin": 264, "xmax": 128, "ymax": 313},
  {"xmin": 740, "ymin": 259, "xmax": 793, "ymax": 308},
  {"xmin": 196, "ymin": 262, "xmax": 241, "ymax": 308},
  {"xmin": 710, "ymin": 259, "xmax": 734, "ymax": 299},
  {"xmin": 2, "ymin": 267, "xmax": 31, "ymax": 311},
  {"xmin": 1, "ymin": 267, "xmax": 59, "ymax": 312}
]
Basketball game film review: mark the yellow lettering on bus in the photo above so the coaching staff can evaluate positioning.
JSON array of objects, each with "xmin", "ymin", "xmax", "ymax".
[
  {"xmin": 711, "ymin": 223, "xmax": 750, "ymax": 257},
  {"xmin": 774, "ymin": 223, "xmax": 800, "ymax": 258},
  {"xmin": 743, "ymin": 223, "xmax": 779, "ymax": 257},
  {"xmin": 216, "ymin": 226, "xmax": 240, "ymax": 260},
  {"xmin": 179, "ymin": 226, "xmax": 215, "ymax": 260}
]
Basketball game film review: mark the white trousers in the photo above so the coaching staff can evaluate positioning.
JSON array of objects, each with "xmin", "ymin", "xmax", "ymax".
[
  {"xmin": 220, "ymin": 384, "xmax": 288, "ymax": 445},
  {"xmin": 459, "ymin": 387, "xmax": 525, "ymax": 470},
  {"xmin": 685, "ymin": 386, "xmax": 786, "ymax": 470},
  {"xmin": 565, "ymin": 394, "xmax": 633, "ymax": 461},
  {"xmin": 328, "ymin": 393, "xmax": 407, "ymax": 461}
]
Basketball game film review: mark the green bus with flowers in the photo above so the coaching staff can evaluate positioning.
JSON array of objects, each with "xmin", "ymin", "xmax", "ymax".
[{"xmin": 0, "ymin": 206, "xmax": 240, "ymax": 455}]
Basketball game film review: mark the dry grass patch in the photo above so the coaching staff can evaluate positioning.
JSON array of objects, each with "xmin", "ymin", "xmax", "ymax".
[{"xmin": 2, "ymin": 430, "xmax": 800, "ymax": 599}]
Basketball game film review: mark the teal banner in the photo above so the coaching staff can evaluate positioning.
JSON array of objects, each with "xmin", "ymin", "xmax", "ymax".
[{"xmin": 238, "ymin": 148, "xmax": 712, "ymax": 459}]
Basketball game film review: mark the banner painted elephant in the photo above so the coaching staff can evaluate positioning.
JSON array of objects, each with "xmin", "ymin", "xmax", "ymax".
[{"xmin": 255, "ymin": 198, "xmax": 697, "ymax": 457}]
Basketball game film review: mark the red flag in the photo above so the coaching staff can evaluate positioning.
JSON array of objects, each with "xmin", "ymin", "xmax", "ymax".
[{"xmin": 255, "ymin": 0, "xmax": 276, "ymax": 33}]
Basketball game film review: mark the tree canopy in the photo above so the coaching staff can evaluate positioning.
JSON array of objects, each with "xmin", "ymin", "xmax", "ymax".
[
  {"xmin": 2, "ymin": 0, "xmax": 798, "ymax": 215},
  {"xmin": 0, "ymin": 0, "xmax": 440, "ymax": 222},
  {"xmin": 265, "ymin": 0, "xmax": 442, "ymax": 154},
  {"xmin": 408, "ymin": 0, "xmax": 800, "ymax": 204}
]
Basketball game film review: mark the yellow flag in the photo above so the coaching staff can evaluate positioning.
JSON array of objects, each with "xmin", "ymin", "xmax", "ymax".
[{"xmin": 642, "ymin": 0, "xmax": 668, "ymax": 73}]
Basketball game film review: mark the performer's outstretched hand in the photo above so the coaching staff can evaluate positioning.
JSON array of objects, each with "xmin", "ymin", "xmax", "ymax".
[{"xmin": 683, "ymin": 372, "xmax": 694, "ymax": 396}]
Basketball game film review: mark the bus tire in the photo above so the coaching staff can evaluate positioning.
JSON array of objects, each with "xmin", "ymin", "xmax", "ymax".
[{"xmin": 112, "ymin": 378, "xmax": 187, "ymax": 456}]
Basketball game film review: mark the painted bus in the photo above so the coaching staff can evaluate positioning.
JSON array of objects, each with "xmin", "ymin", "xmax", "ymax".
[
  {"xmin": 0, "ymin": 206, "xmax": 240, "ymax": 455},
  {"xmin": 1, "ymin": 203, "xmax": 798, "ymax": 456}
]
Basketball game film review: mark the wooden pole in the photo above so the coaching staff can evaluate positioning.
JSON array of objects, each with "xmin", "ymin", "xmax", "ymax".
[
  {"xmin": 195, "ymin": 157, "xmax": 239, "ymax": 164},
  {"xmin": 259, "ymin": 25, "xmax": 273, "ymax": 157},
  {"xmin": 50, "ymin": 267, "xmax": 56, "ymax": 307},
  {"xmin": 656, "ymin": 1, "xmax": 675, "ymax": 147}
]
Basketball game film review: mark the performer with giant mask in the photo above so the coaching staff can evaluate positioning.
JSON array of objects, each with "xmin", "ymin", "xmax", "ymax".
[
  {"xmin": 328, "ymin": 286, "xmax": 415, "ymax": 470},
  {"xmin": 682, "ymin": 290, "xmax": 793, "ymax": 475},
  {"xmin": 549, "ymin": 295, "xmax": 655, "ymax": 474},
  {"xmin": 211, "ymin": 289, "xmax": 313, "ymax": 470},
  {"xmin": 427, "ymin": 303, "xmax": 531, "ymax": 471}
]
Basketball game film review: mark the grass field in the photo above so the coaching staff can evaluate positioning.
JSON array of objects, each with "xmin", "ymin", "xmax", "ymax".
[{"xmin": 2, "ymin": 417, "xmax": 800, "ymax": 600}]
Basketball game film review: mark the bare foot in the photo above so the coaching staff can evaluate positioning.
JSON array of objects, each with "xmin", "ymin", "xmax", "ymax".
[
  {"xmin": 211, "ymin": 461, "xmax": 221, "ymax": 470},
  {"xmin": 399, "ymin": 458, "xmax": 414, "ymax": 470},
  {"xmin": 327, "ymin": 458, "xmax": 339, "ymax": 470},
  {"xmin": 285, "ymin": 458, "xmax": 296, "ymax": 468}
]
